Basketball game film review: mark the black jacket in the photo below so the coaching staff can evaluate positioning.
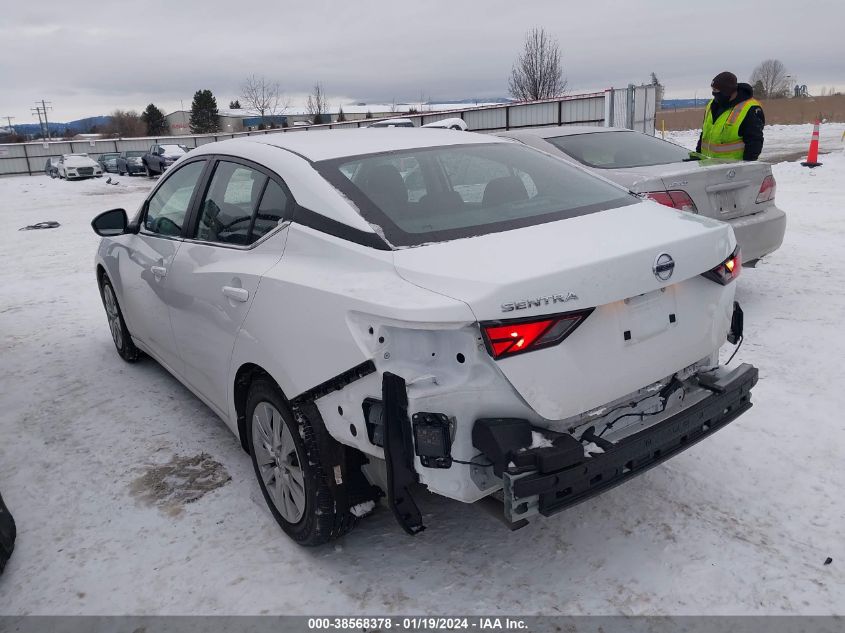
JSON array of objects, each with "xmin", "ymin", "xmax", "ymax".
[{"xmin": 696, "ymin": 82, "xmax": 765, "ymax": 160}]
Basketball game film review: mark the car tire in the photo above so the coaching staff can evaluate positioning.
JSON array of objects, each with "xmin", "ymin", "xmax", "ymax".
[
  {"xmin": 145, "ymin": 164, "xmax": 152, "ymax": 178},
  {"xmin": 0, "ymin": 492, "xmax": 15, "ymax": 575},
  {"xmin": 49, "ymin": 170, "xmax": 56, "ymax": 179},
  {"xmin": 99, "ymin": 277, "xmax": 141, "ymax": 363},
  {"xmin": 246, "ymin": 379, "xmax": 357, "ymax": 546}
]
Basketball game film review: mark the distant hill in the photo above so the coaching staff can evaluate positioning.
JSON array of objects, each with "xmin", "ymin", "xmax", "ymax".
[{"xmin": 11, "ymin": 116, "xmax": 112, "ymax": 138}]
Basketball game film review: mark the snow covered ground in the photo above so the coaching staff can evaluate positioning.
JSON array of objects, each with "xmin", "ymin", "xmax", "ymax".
[
  {"xmin": 1, "ymin": 129, "xmax": 844, "ymax": 615},
  {"xmin": 663, "ymin": 121, "xmax": 845, "ymax": 162}
]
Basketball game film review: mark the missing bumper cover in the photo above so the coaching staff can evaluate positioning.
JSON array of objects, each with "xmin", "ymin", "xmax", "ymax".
[{"xmin": 504, "ymin": 363, "xmax": 758, "ymax": 520}]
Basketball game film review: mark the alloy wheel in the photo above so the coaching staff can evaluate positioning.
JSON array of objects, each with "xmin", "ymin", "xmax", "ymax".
[
  {"xmin": 102, "ymin": 284, "xmax": 123, "ymax": 350},
  {"xmin": 251, "ymin": 402, "xmax": 306, "ymax": 523}
]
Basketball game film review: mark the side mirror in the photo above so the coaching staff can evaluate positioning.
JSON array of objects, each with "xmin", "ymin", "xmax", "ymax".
[{"xmin": 91, "ymin": 208, "xmax": 128, "ymax": 236}]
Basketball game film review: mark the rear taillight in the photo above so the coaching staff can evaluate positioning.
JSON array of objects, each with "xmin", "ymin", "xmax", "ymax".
[
  {"xmin": 756, "ymin": 175, "xmax": 776, "ymax": 203},
  {"xmin": 481, "ymin": 309, "xmax": 594, "ymax": 360},
  {"xmin": 702, "ymin": 246, "xmax": 742, "ymax": 285},
  {"xmin": 644, "ymin": 190, "xmax": 698, "ymax": 213}
]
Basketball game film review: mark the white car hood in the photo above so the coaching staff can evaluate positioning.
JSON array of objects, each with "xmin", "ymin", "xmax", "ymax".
[{"xmin": 63, "ymin": 156, "xmax": 98, "ymax": 168}]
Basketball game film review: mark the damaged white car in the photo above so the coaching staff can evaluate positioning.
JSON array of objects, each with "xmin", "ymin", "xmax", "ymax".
[{"xmin": 91, "ymin": 129, "xmax": 757, "ymax": 545}]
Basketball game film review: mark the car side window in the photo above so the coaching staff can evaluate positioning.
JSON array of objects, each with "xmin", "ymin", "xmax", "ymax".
[
  {"xmin": 194, "ymin": 161, "xmax": 268, "ymax": 245},
  {"xmin": 250, "ymin": 180, "xmax": 290, "ymax": 242},
  {"xmin": 143, "ymin": 161, "xmax": 206, "ymax": 237}
]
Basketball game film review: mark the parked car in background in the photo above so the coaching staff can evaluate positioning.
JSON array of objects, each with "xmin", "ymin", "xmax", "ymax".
[
  {"xmin": 495, "ymin": 127, "xmax": 786, "ymax": 265},
  {"xmin": 368, "ymin": 118, "xmax": 414, "ymax": 128},
  {"xmin": 422, "ymin": 117, "xmax": 468, "ymax": 131},
  {"xmin": 98, "ymin": 152, "xmax": 121, "ymax": 174},
  {"xmin": 142, "ymin": 143, "xmax": 190, "ymax": 177},
  {"xmin": 56, "ymin": 154, "xmax": 103, "ymax": 180},
  {"xmin": 44, "ymin": 157, "xmax": 61, "ymax": 178},
  {"xmin": 91, "ymin": 129, "xmax": 756, "ymax": 545},
  {"xmin": 117, "ymin": 150, "xmax": 147, "ymax": 176}
]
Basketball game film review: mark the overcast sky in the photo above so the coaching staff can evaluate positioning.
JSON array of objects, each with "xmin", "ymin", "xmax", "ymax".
[{"xmin": 1, "ymin": 0, "xmax": 843, "ymax": 123}]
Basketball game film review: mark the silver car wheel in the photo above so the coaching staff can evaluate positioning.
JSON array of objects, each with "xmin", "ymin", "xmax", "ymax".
[
  {"xmin": 102, "ymin": 284, "xmax": 123, "ymax": 350},
  {"xmin": 252, "ymin": 402, "xmax": 306, "ymax": 523}
]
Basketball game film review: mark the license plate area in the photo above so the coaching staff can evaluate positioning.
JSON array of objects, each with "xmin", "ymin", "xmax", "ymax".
[
  {"xmin": 620, "ymin": 287, "xmax": 677, "ymax": 344},
  {"xmin": 712, "ymin": 190, "xmax": 740, "ymax": 216}
]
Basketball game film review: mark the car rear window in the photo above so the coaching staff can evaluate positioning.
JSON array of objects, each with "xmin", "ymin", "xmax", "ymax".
[
  {"xmin": 315, "ymin": 142, "xmax": 634, "ymax": 247},
  {"xmin": 545, "ymin": 131, "xmax": 695, "ymax": 169}
]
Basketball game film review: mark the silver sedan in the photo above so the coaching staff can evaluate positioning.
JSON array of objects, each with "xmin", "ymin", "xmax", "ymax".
[{"xmin": 495, "ymin": 126, "xmax": 786, "ymax": 265}]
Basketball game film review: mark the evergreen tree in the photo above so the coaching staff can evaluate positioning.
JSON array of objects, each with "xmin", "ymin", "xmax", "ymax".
[
  {"xmin": 313, "ymin": 112, "xmax": 326, "ymax": 125},
  {"xmin": 337, "ymin": 106, "xmax": 346, "ymax": 122},
  {"xmin": 229, "ymin": 99, "xmax": 241, "ymax": 109},
  {"xmin": 141, "ymin": 103, "xmax": 168, "ymax": 136},
  {"xmin": 190, "ymin": 89, "xmax": 219, "ymax": 134}
]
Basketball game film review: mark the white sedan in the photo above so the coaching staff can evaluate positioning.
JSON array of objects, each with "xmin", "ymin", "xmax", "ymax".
[
  {"xmin": 57, "ymin": 154, "xmax": 103, "ymax": 180},
  {"xmin": 422, "ymin": 117, "xmax": 468, "ymax": 131},
  {"xmin": 91, "ymin": 129, "xmax": 757, "ymax": 545}
]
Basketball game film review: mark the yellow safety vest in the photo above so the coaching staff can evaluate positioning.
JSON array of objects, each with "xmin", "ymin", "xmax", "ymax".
[{"xmin": 700, "ymin": 98, "xmax": 761, "ymax": 160}]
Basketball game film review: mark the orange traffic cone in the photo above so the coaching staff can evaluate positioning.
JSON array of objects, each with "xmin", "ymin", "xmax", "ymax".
[{"xmin": 801, "ymin": 120, "xmax": 823, "ymax": 168}]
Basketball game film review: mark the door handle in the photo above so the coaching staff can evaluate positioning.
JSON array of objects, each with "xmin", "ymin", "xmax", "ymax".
[
  {"xmin": 222, "ymin": 286, "xmax": 249, "ymax": 302},
  {"xmin": 151, "ymin": 265, "xmax": 167, "ymax": 278}
]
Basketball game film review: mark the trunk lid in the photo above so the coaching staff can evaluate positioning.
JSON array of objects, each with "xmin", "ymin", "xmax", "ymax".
[
  {"xmin": 610, "ymin": 160, "xmax": 773, "ymax": 221},
  {"xmin": 393, "ymin": 201, "xmax": 736, "ymax": 419}
]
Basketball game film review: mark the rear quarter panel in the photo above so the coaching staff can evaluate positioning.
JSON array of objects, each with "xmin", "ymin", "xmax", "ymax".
[{"xmin": 228, "ymin": 224, "xmax": 476, "ymax": 423}]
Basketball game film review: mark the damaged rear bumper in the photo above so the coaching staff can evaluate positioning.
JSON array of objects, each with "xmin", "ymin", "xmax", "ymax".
[{"xmin": 502, "ymin": 362, "xmax": 758, "ymax": 524}]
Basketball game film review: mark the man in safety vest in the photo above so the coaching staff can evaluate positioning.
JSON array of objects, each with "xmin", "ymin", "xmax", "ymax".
[{"xmin": 696, "ymin": 71, "xmax": 765, "ymax": 161}]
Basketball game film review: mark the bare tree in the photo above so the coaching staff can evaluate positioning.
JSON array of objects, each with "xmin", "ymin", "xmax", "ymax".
[
  {"xmin": 750, "ymin": 59, "xmax": 790, "ymax": 99},
  {"xmin": 241, "ymin": 75, "xmax": 288, "ymax": 125},
  {"xmin": 508, "ymin": 27, "xmax": 567, "ymax": 101},
  {"xmin": 105, "ymin": 110, "xmax": 146, "ymax": 137},
  {"xmin": 306, "ymin": 82, "xmax": 328, "ymax": 123}
]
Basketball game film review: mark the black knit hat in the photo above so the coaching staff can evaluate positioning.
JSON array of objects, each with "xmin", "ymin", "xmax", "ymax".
[{"xmin": 711, "ymin": 71, "xmax": 738, "ymax": 94}]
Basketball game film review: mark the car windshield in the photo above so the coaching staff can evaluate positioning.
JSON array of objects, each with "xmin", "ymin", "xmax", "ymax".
[
  {"xmin": 544, "ymin": 131, "xmax": 695, "ymax": 169},
  {"xmin": 315, "ymin": 142, "xmax": 634, "ymax": 247},
  {"xmin": 160, "ymin": 145, "xmax": 187, "ymax": 154}
]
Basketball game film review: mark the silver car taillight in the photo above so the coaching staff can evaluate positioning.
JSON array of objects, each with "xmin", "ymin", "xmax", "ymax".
[{"xmin": 756, "ymin": 175, "xmax": 776, "ymax": 203}]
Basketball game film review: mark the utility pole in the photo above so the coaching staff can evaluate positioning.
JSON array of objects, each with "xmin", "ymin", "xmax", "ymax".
[
  {"xmin": 39, "ymin": 100, "xmax": 52, "ymax": 139},
  {"xmin": 2, "ymin": 116, "xmax": 14, "ymax": 134},
  {"xmin": 31, "ymin": 106, "xmax": 45, "ymax": 138}
]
